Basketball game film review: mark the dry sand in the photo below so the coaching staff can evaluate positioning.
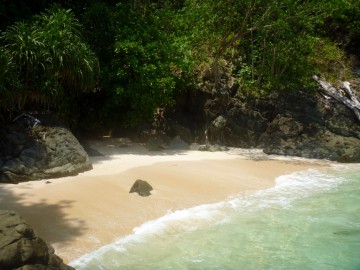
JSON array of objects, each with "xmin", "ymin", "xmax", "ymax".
[{"xmin": 0, "ymin": 138, "xmax": 329, "ymax": 263}]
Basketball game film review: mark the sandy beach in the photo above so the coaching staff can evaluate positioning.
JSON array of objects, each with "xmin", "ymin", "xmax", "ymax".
[{"xmin": 0, "ymin": 138, "xmax": 328, "ymax": 263}]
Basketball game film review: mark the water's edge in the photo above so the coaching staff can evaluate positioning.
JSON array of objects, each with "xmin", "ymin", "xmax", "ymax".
[{"xmin": 70, "ymin": 163, "xmax": 360, "ymax": 269}]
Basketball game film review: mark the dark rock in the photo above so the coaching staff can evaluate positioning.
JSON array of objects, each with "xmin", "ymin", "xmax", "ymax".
[
  {"xmin": 0, "ymin": 115, "xmax": 92, "ymax": 183},
  {"xmin": 161, "ymin": 71, "xmax": 360, "ymax": 162},
  {"xmin": 207, "ymin": 104, "xmax": 267, "ymax": 148},
  {"xmin": 79, "ymin": 140, "xmax": 103, "ymax": 157},
  {"xmin": 203, "ymin": 98, "xmax": 225, "ymax": 121},
  {"xmin": 261, "ymin": 92, "xmax": 360, "ymax": 161},
  {"xmin": 129, "ymin": 179, "xmax": 153, "ymax": 197},
  {"xmin": 145, "ymin": 136, "xmax": 167, "ymax": 151},
  {"xmin": 166, "ymin": 121, "xmax": 193, "ymax": 144},
  {"xmin": 0, "ymin": 210, "xmax": 74, "ymax": 270}
]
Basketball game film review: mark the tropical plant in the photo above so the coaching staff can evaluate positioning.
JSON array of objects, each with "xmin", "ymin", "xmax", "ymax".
[
  {"xmin": 0, "ymin": 47, "xmax": 22, "ymax": 114},
  {"xmin": 0, "ymin": 6, "xmax": 99, "ymax": 117}
]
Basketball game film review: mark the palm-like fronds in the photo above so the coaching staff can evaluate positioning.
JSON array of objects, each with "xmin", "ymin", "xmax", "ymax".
[
  {"xmin": 0, "ymin": 48, "xmax": 22, "ymax": 113},
  {"xmin": 3, "ymin": 22, "xmax": 46, "ymax": 68},
  {"xmin": 0, "ymin": 6, "xmax": 99, "ymax": 115}
]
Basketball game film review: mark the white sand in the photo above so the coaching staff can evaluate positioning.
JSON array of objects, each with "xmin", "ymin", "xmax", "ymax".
[{"xmin": 0, "ymin": 138, "xmax": 329, "ymax": 263}]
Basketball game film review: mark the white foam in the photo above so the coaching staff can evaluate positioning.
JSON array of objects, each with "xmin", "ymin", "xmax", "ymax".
[
  {"xmin": 70, "ymin": 166, "xmax": 352, "ymax": 269},
  {"xmin": 70, "ymin": 201, "xmax": 229, "ymax": 268},
  {"xmin": 228, "ymin": 167, "xmax": 349, "ymax": 213}
]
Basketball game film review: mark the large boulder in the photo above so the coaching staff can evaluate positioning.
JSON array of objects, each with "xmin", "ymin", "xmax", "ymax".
[
  {"xmin": 0, "ymin": 115, "xmax": 92, "ymax": 183},
  {"xmin": 261, "ymin": 93, "xmax": 360, "ymax": 162},
  {"xmin": 0, "ymin": 210, "xmax": 74, "ymax": 270}
]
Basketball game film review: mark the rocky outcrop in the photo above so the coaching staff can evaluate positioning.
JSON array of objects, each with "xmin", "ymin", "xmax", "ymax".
[
  {"xmin": 261, "ymin": 92, "xmax": 360, "ymax": 162},
  {"xmin": 162, "ymin": 70, "xmax": 360, "ymax": 162},
  {"xmin": 0, "ymin": 210, "xmax": 74, "ymax": 270},
  {"xmin": 0, "ymin": 115, "xmax": 92, "ymax": 183},
  {"xmin": 206, "ymin": 101, "xmax": 268, "ymax": 148}
]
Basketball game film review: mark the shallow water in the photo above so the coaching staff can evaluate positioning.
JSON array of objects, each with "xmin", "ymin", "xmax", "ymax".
[{"xmin": 71, "ymin": 164, "xmax": 360, "ymax": 270}]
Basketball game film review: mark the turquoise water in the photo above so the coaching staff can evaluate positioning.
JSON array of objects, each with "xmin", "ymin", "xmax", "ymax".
[{"xmin": 71, "ymin": 164, "xmax": 360, "ymax": 270}]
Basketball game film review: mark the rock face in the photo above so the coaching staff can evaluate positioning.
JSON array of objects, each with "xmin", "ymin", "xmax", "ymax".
[
  {"xmin": 0, "ymin": 210, "xmax": 74, "ymax": 270},
  {"xmin": 0, "ymin": 115, "xmax": 92, "ymax": 183},
  {"xmin": 261, "ymin": 93, "xmax": 360, "ymax": 162},
  {"xmin": 162, "ymin": 72, "xmax": 360, "ymax": 162},
  {"xmin": 206, "ymin": 102, "xmax": 268, "ymax": 148}
]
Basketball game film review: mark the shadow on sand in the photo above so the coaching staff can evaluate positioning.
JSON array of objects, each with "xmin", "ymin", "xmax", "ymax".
[{"xmin": 0, "ymin": 184, "xmax": 87, "ymax": 246}]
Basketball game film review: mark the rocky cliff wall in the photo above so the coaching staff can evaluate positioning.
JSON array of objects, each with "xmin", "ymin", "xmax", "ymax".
[{"xmin": 162, "ymin": 75, "xmax": 360, "ymax": 162}]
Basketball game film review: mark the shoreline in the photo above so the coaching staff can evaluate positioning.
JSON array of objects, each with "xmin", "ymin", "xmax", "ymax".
[{"xmin": 0, "ymin": 140, "xmax": 330, "ymax": 263}]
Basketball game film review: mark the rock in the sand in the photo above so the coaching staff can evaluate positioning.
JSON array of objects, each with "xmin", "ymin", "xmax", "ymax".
[
  {"xmin": 0, "ymin": 114, "xmax": 92, "ymax": 183},
  {"xmin": 0, "ymin": 210, "xmax": 74, "ymax": 270},
  {"xmin": 129, "ymin": 179, "xmax": 153, "ymax": 197}
]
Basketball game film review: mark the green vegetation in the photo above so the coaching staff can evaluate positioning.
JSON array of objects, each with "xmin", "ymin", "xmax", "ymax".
[
  {"xmin": 103, "ymin": 3, "xmax": 182, "ymax": 124},
  {"xmin": 0, "ymin": 0, "xmax": 359, "ymax": 127},
  {"xmin": 0, "ymin": 6, "xmax": 99, "ymax": 119}
]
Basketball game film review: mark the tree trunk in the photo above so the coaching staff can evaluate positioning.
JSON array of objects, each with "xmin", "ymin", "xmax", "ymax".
[{"xmin": 313, "ymin": 75, "xmax": 360, "ymax": 121}]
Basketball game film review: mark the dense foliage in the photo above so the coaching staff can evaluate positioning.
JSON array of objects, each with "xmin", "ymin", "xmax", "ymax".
[
  {"xmin": 179, "ymin": 0, "xmax": 357, "ymax": 93},
  {"xmin": 0, "ymin": 0, "xmax": 359, "ymax": 127},
  {"xmin": 102, "ymin": 3, "xmax": 182, "ymax": 124},
  {"xmin": 0, "ymin": 6, "xmax": 99, "ymax": 119}
]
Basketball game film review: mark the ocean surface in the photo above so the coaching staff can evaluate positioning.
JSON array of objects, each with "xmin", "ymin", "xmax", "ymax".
[{"xmin": 70, "ymin": 162, "xmax": 360, "ymax": 270}]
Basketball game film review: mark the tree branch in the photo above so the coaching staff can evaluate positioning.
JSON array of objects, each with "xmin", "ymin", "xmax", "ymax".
[{"xmin": 313, "ymin": 75, "xmax": 360, "ymax": 121}]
